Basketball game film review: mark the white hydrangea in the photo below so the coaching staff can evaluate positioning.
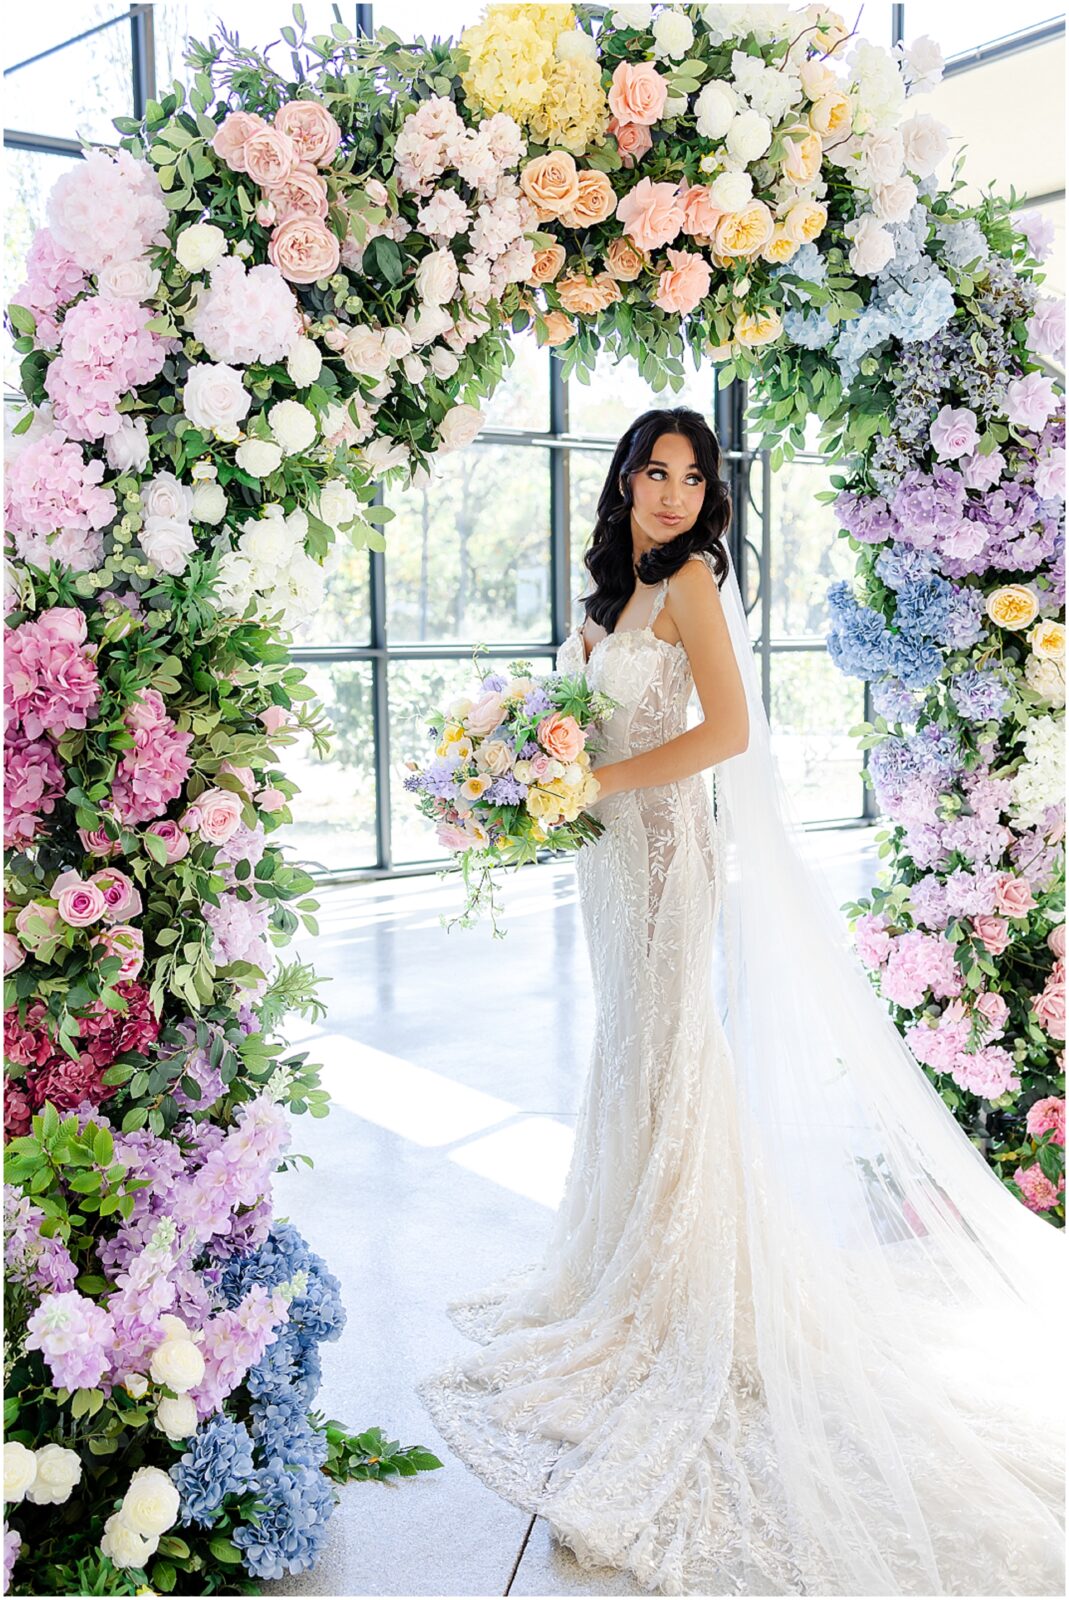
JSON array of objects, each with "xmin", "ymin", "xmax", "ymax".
[
  {"xmin": 239, "ymin": 504, "xmax": 306, "ymax": 581},
  {"xmin": 1010, "ymin": 714, "xmax": 1066, "ymax": 827},
  {"xmin": 898, "ymin": 34, "xmax": 944, "ymax": 94},
  {"xmin": 611, "ymin": 3, "xmax": 652, "ymax": 26},
  {"xmin": 1026, "ymin": 654, "xmax": 1066, "ymax": 707},
  {"xmin": 652, "ymin": 7, "xmax": 694, "ymax": 58},
  {"xmin": 703, "ymin": 4, "xmax": 791, "ymax": 46},
  {"xmin": 848, "ymin": 38, "xmax": 907, "ymax": 133},
  {"xmin": 211, "ymin": 550, "xmax": 257, "ymax": 616}
]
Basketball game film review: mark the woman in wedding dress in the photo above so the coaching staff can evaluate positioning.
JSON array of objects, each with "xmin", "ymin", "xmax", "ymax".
[{"xmin": 416, "ymin": 408, "xmax": 1066, "ymax": 1597}]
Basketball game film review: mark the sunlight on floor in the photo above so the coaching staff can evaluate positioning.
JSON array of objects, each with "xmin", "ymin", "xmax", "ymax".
[{"xmin": 450, "ymin": 1116, "xmax": 575, "ymax": 1208}]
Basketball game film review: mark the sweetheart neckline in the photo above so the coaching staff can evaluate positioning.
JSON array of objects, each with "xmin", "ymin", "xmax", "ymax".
[{"xmin": 566, "ymin": 624, "xmax": 688, "ymax": 668}]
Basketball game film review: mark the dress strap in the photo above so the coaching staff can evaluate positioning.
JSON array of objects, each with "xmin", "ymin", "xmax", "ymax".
[{"xmin": 648, "ymin": 577, "xmax": 670, "ymax": 626}]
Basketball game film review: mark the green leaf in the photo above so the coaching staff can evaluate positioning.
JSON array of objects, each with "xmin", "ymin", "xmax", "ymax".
[
  {"xmin": 7, "ymin": 304, "xmax": 36, "ymax": 335},
  {"xmin": 208, "ymin": 1537, "xmax": 244, "ymax": 1564}
]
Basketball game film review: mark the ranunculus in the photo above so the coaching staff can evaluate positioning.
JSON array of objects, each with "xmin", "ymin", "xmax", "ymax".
[
  {"xmin": 929, "ymin": 405, "xmax": 980, "ymax": 461},
  {"xmin": 653, "ymin": 248, "xmax": 712, "ymax": 315},
  {"xmin": 1004, "ymin": 371, "xmax": 1059, "ymax": 430},
  {"xmin": 120, "ymin": 1465, "xmax": 180, "ymax": 1539},
  {"xmin": 267, "ymin": 216, "xmax": 341, "ymax": 284},
  {"xmin": 267, "ymin": 398, "xmax": 317, "ymax": 455},
  {"xmin": 243, "ymin": 126, "xmax": 298, "ymax": 188},
  {"xmin": 708, "ymin": 170, "xmax": 753, "ymax": 214},
  {"xmin": 273, "ymin": 99, "xmax": 341, "ymax": 167},
  {"xmin": 608, "ymin": 60, "xmax": 668, "ymax": 127},
  {"xmin": 175, "ymin": 222, "xmax": 226, "ymax": 273},
  {"xmin": 694, "ymin": 79, "xmax": 737, "ymax": 139},
  {"xmin": 190, "ymin": 479, "xmax": 227, "ymax": 523},
  {"xmin": 4, "ymin": 1442, "xmax": 37, "ymax": 1504},
  {"xmin": 182, "ymin": 363, "xmax": 250, "ymax": 441},
  {"xmin": 100, "ymin": 1511, "xmax": 157, "ymax": 1570},
  {"xmin": 148, "ymin": 1336, "xmax": 205, "ymax": 1393},
  {"xmin": 846, "ymin": 213, "xmax": 895, "ymax": 276},
  {"xmin": 154, "ymin": 1395, "xmax": 198, "ymax": 1439},
  {"xmin": 617, "ymin": 177, "xmax": 685, "ymax": 252},
  {"xmin": 211, "ymin": 111, "xmax": 266, "ymax": 173},
  {"xmin": 726, "ymin": 108, "xmax": 772, "ymax": 163},
  {"xmin": 25, "ymin": 1443, "xmax": 82, "ymax": 1506}
]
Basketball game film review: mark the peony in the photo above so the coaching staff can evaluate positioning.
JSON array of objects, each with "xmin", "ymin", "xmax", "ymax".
[
  {"xmin": 182, "ymin": 363, "xmax": 251, "ymax": 441},
  {"xmin": 24, "ymin": 1443, "xmax": 82, "ymax": 1506},
  {"xmin": 267, "ymin": 216, "xmax": 341, "ymax": 284},
  {"xmin": 120, "ymin": 1465, "xmax": 180, "ymax": 1538},
  {"xmin": 608, "ymin": 60, "xmax": 668, "ymax": 126},
  {"xmin": 267, "ymin": 398, "xmax": 317, "ymax": 455},
  {"xmin": 734, "ymin": 307, "xmax": 783, "ymax": 348},
  {"xmin": 651, "ymin": 7, "xmax": 694, "ymax": 57},
  {"xmin": 175, "ymin": 222, "xmax": 227, "ymax": 273},
  {"xmin": 617, "ymin": 177, "xmax": 685, "ymax": 252},
  {"xmin": 654, "ymin": 248, "xmax": 712, "ymax": 315},
  {"xmin": 155, "ymin": 1395, "xmax": 199, "ymax": 1439},
  {"xmin": 191, "ymin": 478, "xmax": 227, "ymax": 523},
  {"xmin": 149, "ymin": 1336, "xmax": 206, "ymax": 1393},
  {"xmin": 1004, "ymin": 371, "xmax": 1059, "ymax": 431},
  {"xmin": 694, "ymin": 80, "xmax": 737, "ymax": 139},
  {"xmin": 726, "ymin": 108, "xmax": 773, "ymax": 164},
  {"xmin": 929, "ymin": 405, "xmax": 980, "ymax": 462},
  {"xmin": 783, "ymin": 200, "xmax": 827, "ymax": 244},
  {"xmin": 100, "ymin": 1512, "xmax": 158, "ymax": 1570},
  {"xmin": 274, "ymin": 99, "xmax": 342, "ymax": 167}
]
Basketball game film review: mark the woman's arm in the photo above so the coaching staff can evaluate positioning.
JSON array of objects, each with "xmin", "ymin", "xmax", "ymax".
[{"xmin": 594, "ymin": 558, "xmax": 749, "ymax": 799}]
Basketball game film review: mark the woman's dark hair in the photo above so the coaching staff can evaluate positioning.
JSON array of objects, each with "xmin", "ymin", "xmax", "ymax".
[{"xmin": 579, "ymin": 406, "xmax": 731, "ymax": 632}]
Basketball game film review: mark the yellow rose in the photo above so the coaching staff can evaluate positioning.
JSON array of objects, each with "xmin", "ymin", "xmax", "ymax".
[
  {"xmin": 714, "ymin": 199, "xmax": 775, "ymax": 259},
  {"xmin": 987, "ymin": 585, "xmax": 1040, "ymax": 630},
  {"xmin": 459, "ymin": 774, "xmax": 492, "ymax": 802},
  {"xmin": 734, "ymin": 307, "xmax": 783, "ymax": 348},
  {"xmin": 1029, "ymin": 619, "xmax": 1065, "ymax": 660},
  {"xmin": 808, "ymin": 92, "xmax": 851, "ymax": 141},
  {"xmin": 784, "ymin": 199, "xmax": 828, "ymax": 244},
  {"xmin": 781, "ymin": 126, "xmax": 823, "ymax": 185},
  {"xmin": 761, "ymin": 226, "xmax": 798, "ymax": 265}
]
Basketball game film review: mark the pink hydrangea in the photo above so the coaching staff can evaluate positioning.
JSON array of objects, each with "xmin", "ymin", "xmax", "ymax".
[
  {"xmin": 4, "ymin": 607, "xmax": 100, "ymax": 740},
  {"xmin": 905, "ymin": 1004, "xmax": 971, "ymax": 1072},
  {"xmin": 24, "ymin": 1288, "xmax": 115, "ymax": 1390},
  {"xmin": 3, "ymin": 730, "xmax": 64, "ymax": 849},
  {"xmin": 44, "ymin": 296, "xmax": 167, "ymax": 442},
  {"xmin": 110, "ymin": 688, "xmax": 194, "ymax": 826},
  {"xmin": 189, "ymin": 255, "xmax": 302, "ymax": 367},
  {"xmin": 1026, "ymin": 1095, "xmax": 1065, "ymax": 1146},
  {"xmin": 201, "ymin": 890, "xmax": 270, "ymax": 966},
  {"xmin": 854, "ymin": 911, "xmax": 892, "ymax": 968},
  {"xmin": 880, "ymin": 929, "xmax": 964, "ymax": 1009},
  {"xmin": 950, "ymin": 1044, "xmax": 1021, "ymax": 1101},
  {"xmin": 1013, "ymin": 1162, "xmax": 1064, "ymax": 1212},
  {"xmin": 11, "ymin": 227, "xmax": 89, "ymax": 347},
  {"xmin": 46, "ymin": 148, "xmax": 168, "ymax": 275},
  {"xmin": 4, "ymin": 428, "xmax": 116, "ymax": 568}
]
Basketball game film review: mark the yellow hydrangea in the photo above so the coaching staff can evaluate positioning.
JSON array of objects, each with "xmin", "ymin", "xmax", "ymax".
[
  {"xmin": 528, "ymin": 58, "xmax": 609, "ymax": 155},
  {"xmin": 460, "ymin": 4, "xmax": 574, "ymax": 121}
]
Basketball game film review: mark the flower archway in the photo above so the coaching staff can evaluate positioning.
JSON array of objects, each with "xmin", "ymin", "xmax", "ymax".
[{"xmin": 3, "ymin": 3, "xmax": 1064, "ymax": 1591}]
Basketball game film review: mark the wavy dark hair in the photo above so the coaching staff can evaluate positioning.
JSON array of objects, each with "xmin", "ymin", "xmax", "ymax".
[{"xmin": 579, "ymin": 406, "xmax": 731, "ymax": 633}]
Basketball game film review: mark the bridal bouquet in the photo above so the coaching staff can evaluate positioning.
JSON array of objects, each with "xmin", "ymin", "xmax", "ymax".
[{"xmin": 404, "ymin": 659, "xmax": 615, "ymax": 933}]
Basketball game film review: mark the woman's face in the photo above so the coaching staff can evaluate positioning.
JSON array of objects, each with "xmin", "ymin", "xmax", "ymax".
[{"xmin": 627, "ymin": 430, "xmax": 707, "ymax": 553}]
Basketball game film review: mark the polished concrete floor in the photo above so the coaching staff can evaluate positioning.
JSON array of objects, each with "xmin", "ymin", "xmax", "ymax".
[{"xmin": 266, "ymin": 829, "xmax": 882, "ymax": 1598}]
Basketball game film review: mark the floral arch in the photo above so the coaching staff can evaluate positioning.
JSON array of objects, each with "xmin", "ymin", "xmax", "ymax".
[{"xmin": 2, "ymin": 3, "xmax": 1064, "ymax": 1592}]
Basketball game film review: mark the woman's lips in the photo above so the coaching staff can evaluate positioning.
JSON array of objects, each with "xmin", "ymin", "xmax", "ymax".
[{"xmin": 658, "ymin": 515, "xmax": 682, "ymax": 525}]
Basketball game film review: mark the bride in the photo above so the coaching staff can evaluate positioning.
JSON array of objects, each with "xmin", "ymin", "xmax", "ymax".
[{"xmin": 416, "ymin": 407, "xmax": 1066, "ymax": 1597}]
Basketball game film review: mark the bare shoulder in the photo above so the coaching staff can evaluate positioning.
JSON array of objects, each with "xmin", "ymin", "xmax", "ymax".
[{"xmin": 666, "ymin": 552, "xmax": 724, "ymax": 614}]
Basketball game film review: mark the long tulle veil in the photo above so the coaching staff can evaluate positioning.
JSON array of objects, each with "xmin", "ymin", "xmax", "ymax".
[{"xmin": 705, "ymin": 542, "xmax": 1066, "ymax": 1591}]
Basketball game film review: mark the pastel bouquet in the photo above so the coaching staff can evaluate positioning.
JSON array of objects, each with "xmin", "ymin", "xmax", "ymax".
[{"xmin": 404, "ymin": 658, "xmax": 616, "ymax": 933}]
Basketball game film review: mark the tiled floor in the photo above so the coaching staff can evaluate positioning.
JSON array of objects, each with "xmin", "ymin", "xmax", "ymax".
[{"xmin": 266, "ymin": 830, "xmax": 883, "ymax": 1598}]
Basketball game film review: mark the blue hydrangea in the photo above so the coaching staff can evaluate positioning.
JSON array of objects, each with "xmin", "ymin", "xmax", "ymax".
[
  {"xmin": 875, "ymin": 545, "xmax": 937, "ymax": 590},
  {"xmin": 936, "ymin": 218, "xmax": 990, "ymax": 270},
  {"xmin": 230, "ymin": 1458, "xmax": 335, "ymax": 1580},
  {"xmin": 871, "ymin": 677, "xmax": 924, "ymax": 725},
  {"xmin": 950, "ymin": 666, "xmax": 1011, "ymax": 722},
  {"xmin": 250, "ymin": 1394, "xmax": 330, "ymax": 1471},
  {"xmin": 885, "ymin": 632, "xmax": 944, "ymax": 688},
  {"xmin": 943, "ymin": 587, "xmax": 986, "ymax": 649},
  {"xmin": 783, "ymin": 306, "xmax": 836, "ymax": 349},
  {"xmin": 893, "ymin": 575, "xmax": 955, "ymax": 640},
  {"xmin": 826, "ymin": 582, "xmax": 894, "ymax": 680},
  {"xmin": 170, "ymin": 1414, "xmax": 256, "ymax": 1527}
]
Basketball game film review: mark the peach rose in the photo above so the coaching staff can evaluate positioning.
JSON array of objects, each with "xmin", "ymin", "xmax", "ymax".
[
  {"xmin": 556, "ymin": 271, "xmax": 621, "ymax": 315},
  {"xmin": 267, "ymin": 161, "xmax": 330, "ymax": 222},
  {"xmin": 608, "ymin": 60, "xmax": 668, "ymax": 127},
  {"xmin": 654, "ymin": 248, "xmax": 712, "ymax": 315},
  {"xmin": 808, "ymin": 92, "xmax": 851, "ymax": 141},
  {"xmin": 527, "ymin": 244, "xmax": 567, "ymax": 285},
  {"xmin": 715, "ymin": 200, "xmax": 775, "ymax": 259},
  {"xmin": 268, "ymin": 217, "xmax": 341, "ymax": 284},
  {"xmin": 784, "ymin": 199, "xmax": 828, "ymax": 244},
  {"xmin": 538, "ymin": 712, "xmax": 584, "ymax": 763},
  {"xmin": 519, "ymin": 152, "xmax": 581, "ymax": 220},
  {"xmin": 211, "ymin": 111, "xmax": 266, "ymax": 173},
  {"xmin": 608, "ymin": 117, "xmax": 653, "ymax": 168},
  {"xmin": 781, "ymin": 126, "xmax": 823, "ymax": 185},
  {"xmin": 734, "ymin": 307, "xmax": 783, "ymax": 347},
  {"xmin": 616, "ymin": 176, "xmax": 685, "ymax": 253},
  {"xmin": 243, "ymin": 126, "xmax": 298, "ymax": 188},
  {"xmin": 972, "ymin": 915, "xmax": 1010, "ymax": 956},
  {"xmin": 679, "ymin": 183, "xmax": 725, "ymax": 240},
  {"xmin": 560, "ymin": 169, "xmax": 618, "ymax": 229},
  {"xmin": 540, "ymin": 309, "xmax": 577, "ymax": 346},
  {"xmin": 994, "ymin": 874, "xmax": 1038, "ymax": 918},
  {"xmin": 274, "ymin": 100, "xmax": 342, "ymax": 167},
  {"xmin": 987, "ymin": 585, "xmax": 1040, "ymax": 630},
  {"xmin": 761, "ymin": 227, "xmax": 799, "ymax": 265},
  {"xmin": 603, "ymin": 236, "xmax": 646, "ymax": 281}
]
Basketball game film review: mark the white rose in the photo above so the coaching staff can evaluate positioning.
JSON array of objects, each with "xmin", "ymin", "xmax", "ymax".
[
  {"xmin": 415, "ymin": 248, "xmax": 460, "ymax": 306},
  {"xmin": 652, "ymin": 7, "xmax": 694, "ymax": 58},
  {"xmin": 872, "ymin": 176, "xmax": 917, "ymax": 223},
  {"xmin": 142, "ymin": 471, "xmax": 193, "ymax": 523},
  {"xmin": 611, "ymin": 3, "xmax": 652, "ymax": 26},
  {"xmin": 402, "ymin": 352, "xmax": 426, "ymax": 384},
  {"xmin": 709, "ymin": 169, "xmax": 754, "ymax": 212},
  {"xmin": 662, "ymin": 93, "xmax": 689, "ymax": 118},
  {"xmin": 123, "ymin": 1372, "xmax": 149, "ymax": 1399},
  {"xmin": 212, "ymin": 551, "xmax": 256, "ymax": 613},
  {"xmin": 316, "ymin": 480, "xmax": 359, "ymax": 530},
  {"xmin": 846, "ymin": 212, "xmax": 896, "ymax": 276},
  {"xmin": 862, "ymin": 129, "xmax": 904, "ymax": 186},
  {"xmin": 268, "ymin": 398, "xmax": 317, "ymax": 455},
  {"xmin": 799, "ymin": 58, "xmax": 837, "ymax": 100},
  {"xmin": 1025, "ymin": 653, "xmax": 1066, "ymax": 706},
  {"xmin": 382, "ymin": 324, "xmax": 413, "ymax": 359},
  {"xmin": 140, "ymin": 516, "xmax": 196, "ymax": 576},
  {"xmin": 235, "ymin": 438, "xmax": 284, "ymax": 477},
  {"xmin": 175, "ymin": 222, "xmax": 227, "ymax": 273},
  {"xmin": 362, "ymin": 436, "xmax": 410, "ymax": 474},
  {"xmin": 120, "ymin": 1464, "xmax": 181, "ymax": 1538},
  {"xmin": 404, "ymin": 302, "xmax": 454, "ymax": 347},
  {"xmin": 154, "ymin": 1394, "xmax": 199, "ymax": 1439},
  {"xmin": 105, "ymin": 416, "xmax": 150, "ymax": 474},
  {"xmin": 901, "ymin": 34, "xmax": 944, "ymax": 92},
  {"xmin": 555, "ymin": 28, "xmax": 598, "ymax": 61},
  {"xmin": 100, "ymin": 1510, "xmax": 158, "ymax": 1570},
  {"xmin": 900, "ymin": 112, "xmax": 949, "ymax": 178},
  {"xmin": 343, "ymin": 326, "xmax": 391, "ymax": 377},
  {"xmin": 428, "ymin": 346, "xmax": 460, "ymax": 379},
  {"xmin": 285, "ymin": 336, "xmax": 323, "ymax": 388},
  {"xmin": 726, "ymin": 109, "xmax": 773, "ymax": 164},
  {"xmin": 191, "ymin": 479, "xmax": 227, "ymax": 523},
  {"xmin": 183, "ymin": 362, "xmax": 250, "ymax": 442},
  {"xmin": 240, "ymin": 507, "xmax": 299, "ymax": 573},
  {"xmin": 25, "ymin": 1443, "xmax": 82, "ymax": 1506},
  {"xmin": 438, "ymin": 404, "xmax": 484, "ymax": 451},
  {"xmin": 4, "ymin": 1441, "xmax": 37, "ymax": 1504},
  {"xmin": 148, "ymin": 1335, "xmax": 205, "ymax": 1393},
  {"xmin": 97, "ymin": 258, "xmax": 160, "ymax": 300}
]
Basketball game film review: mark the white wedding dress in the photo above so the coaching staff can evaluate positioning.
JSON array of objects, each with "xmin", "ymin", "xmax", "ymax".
[{"xmin": 416, "ymin": 549, "xmax": 1066, "ymax": 1597}]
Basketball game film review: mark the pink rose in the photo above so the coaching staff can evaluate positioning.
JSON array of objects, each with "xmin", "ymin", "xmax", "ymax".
[
  {"xmin": 1026, "ymin": 297, "xmax": 1065, "ymax": 364},
  {"xmin": 929, "ymin": 404, "xmax": 979, "ymax": 462},
  {"xmin": 529, "ymin": 753, "xmax": 552, "ymax": 779},
  {"xmin": 437, "ymin": 821, "xmax": 472, "ymax": 850},
  {"xmin": 608, "ymin": 117, "xmax": 653, "ymax": 168},
  {"xmin": 973, "ymin": 991, "xmax": 1009, "ymax": 1037},
  {"xmin": 36, "ymin": 606, "xmax": 88, "ymax": 645},
  {"xmin": 188, "ymin": 788, "xmax": 244, "ymax": 845},
  {"xmin": 211, "ymin": 112, "xmax": 267, "ymax": 173},
  {"xmin": 537, "ymin": 712, "xmax": 584, "ymax": 763},
  {"xmin": 219, "ymin": 761, "xmax": 255, "ymax": 792},
  {"xmin": 267, "ymin": 217, "xmax": 341, "ymax": 284},
  {"xmin": 56, "ymin": 877, "xmax": 108, "ymax": 928},
  {"xmin": 1005, "ymin": 371, "xmax": 1058, "ymax": 431},
  {"xmin": 274, "ymin": 100, "xmax": 342, "ymax": 168},
  {"xmin": 93, "ymin": 923, "xmax": 144, "ymax": 981},
  {"xmin": 88, "ymin": 867, "xmax": 142, "ymax": 922},
  {"xmin": 4, "ymin": 931, "xmax": 25, "ymax": 972},
  {"xmin": 679, "ymin": 183, "xmax": 725, "ymax": 240},
  {"xmin": 993, "ymin": 874, "xmax": 1038, "ymax": 918},
  {"xmin": 960, "ymin": 449, "xmax": 1005, "ymax": 491},
  {"xmin": 78, "ymin": 822, "xmax": 123, "ymax": 857},
  {"xmin": 653, "ymin": 247, "xmax": 712, "ymax": 315},
  {"xmin": 465, "ymin": 692, "xmax": 506, "ymax": 737},
  {"xmin": 256, "ymin": 787, "xmax": 287, "ymax": 813},
  {"xmin": 608, "ymin": 61, "xmax": 668, "ymax": 127},
  {"xmin": 15, "ymin": 900, "xmax": 61, "ymax": 953},
  {"xmin": 1033, "ymin": 973, "xmax": 1065, "ymax": 1039},
  {"xmin": 971, "ymin": 915, "xmax": 1010, "ymax": 955},
  {"xmin": 616, "ymin": 176, "xmax": 685, "ymax": 253},
  {"xmin": 267, "ymin": 162, "xmax": 330, "ymax": 223},
  {"xmin": 243, "ymin": 126, "xmax": 298, "ymax": 189},
  {"xmin": 255, "ymin": 199, "xmax": 278, "ymax": 228},
  {"xmin": 1048, "ymin": 924, "xmax": 1066, "ymax": 959},
  {"xmin": 259, "ymin": 705, "xmax": 294, "ymax": 734},
  {"xmin": 145, "ymin": 818, "xmax": 190, "ymax": 864}
]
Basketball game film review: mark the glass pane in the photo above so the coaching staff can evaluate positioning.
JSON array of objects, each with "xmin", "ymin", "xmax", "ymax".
[
  {"xmin": 482, "ymin": 333, "xmax": 549, "ymax": 433},
  {"xmin": 769, "ymin": 651, "xmax": 866, "ymax": 824},
  {"xmin": 916, "ymin": 3, "xmax": 1061, "ymax": 57},
  {"xmin": 853, "ymin": 1, "xmax": 896, "ymax": 44},
  {"xmin": 4, "ymin": 148, "xmax": 83, "ymax": 392},
  {"xmin": 386, "ymin": 444, "xmax": 551, "ymax": 644},
  {"xmin": 364, "ymin": 2, "xmax": 484, "ymax": 43},
  {"xmin": 290, "ymin": 540, "xmax": 371, "ymax": 648},
  {"xmin": 281, "ymin": 662, "xmax": 377, "ymax": 871},
  {"xmin": 568, "ymin": 351, "xmax": 715, "ymax": 439},
  {"xmin": 151, "ymin": 1, "xmax": 360, "ymax": 83},
  {"xmin": 4, "ymin": 20, "xmax": 133, "ymax": 143},
  {"xmin": 568, "ymin": 447, "xmax": 614, "ymax": 627},
  {"xmin": 389, "ymin": 653, "xmax": 556, "ymax": 865},
  {"xmin": 764, "ymin": 458, "xmax": 860, "ymax": 640}
]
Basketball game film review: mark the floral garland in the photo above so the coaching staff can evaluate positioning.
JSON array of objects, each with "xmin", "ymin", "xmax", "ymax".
[{"xmin": 2, "ymin": 2, "xmax": 1064, "ymax": 1591}]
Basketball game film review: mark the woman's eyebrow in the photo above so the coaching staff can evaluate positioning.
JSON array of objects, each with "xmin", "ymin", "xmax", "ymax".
[{"xmin": 646, "ymin": 458, "xmax": 702, "ymax": 469}]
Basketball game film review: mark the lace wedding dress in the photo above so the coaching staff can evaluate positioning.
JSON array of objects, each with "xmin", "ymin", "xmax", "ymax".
[{"xmin": 415, "ymin": 549, "xmax": 1065, "ymax": 1597}]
